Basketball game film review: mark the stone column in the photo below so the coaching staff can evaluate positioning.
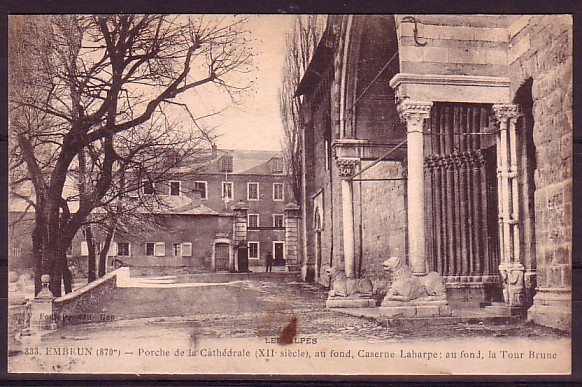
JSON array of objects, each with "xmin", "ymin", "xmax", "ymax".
[
  {"xmin": 397, "ymin": 100, "xmax": 433, "ymax": 275},
  {"xmin": 493, "ymin": 104, "xmax": 525, "ymax": 308},
  {"xmin": 284, "ymin": 202, "xmax": 301, "ymax": 272},
  {"xmin": 336, "ymin": 158, "xmax": 359, "ymax": 278},
  {"xmin": 232, "ymin": 200, "xmax": 249, "ymax": 272}
]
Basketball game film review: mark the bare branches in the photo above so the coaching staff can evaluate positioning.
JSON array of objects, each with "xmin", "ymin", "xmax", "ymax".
[
  {"xmin": 8, "ymin": 15, "xmax": 255, "ymax": 294},
  {"xmin": 279, "ymin": 16, "xmax": 325, "ymax": 202}
]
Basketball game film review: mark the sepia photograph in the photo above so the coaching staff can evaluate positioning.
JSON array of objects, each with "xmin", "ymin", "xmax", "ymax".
[{"xmin": 6, "ymin": 14, "xmax": 572, "ymax": 375}]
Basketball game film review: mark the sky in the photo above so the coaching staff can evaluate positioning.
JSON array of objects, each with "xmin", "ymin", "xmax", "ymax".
[{"xmin": 180, "ymin": 15, "xmax": 296, "ymax": 152}]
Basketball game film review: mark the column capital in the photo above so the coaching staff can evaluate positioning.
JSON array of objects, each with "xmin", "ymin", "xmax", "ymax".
[
  {"xmin": 397, "ymin": 100, "xmax": 433, "ymax": 126},
  {"xmin": 336, "ymin": 157, "xmax": 360, "ymax": 178},
  {"xmin": 492, "ymin": 103, "xmax": 521, "ymax": 121}
]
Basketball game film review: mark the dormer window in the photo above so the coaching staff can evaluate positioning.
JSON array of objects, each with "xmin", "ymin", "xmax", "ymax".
[
  {"xmin": 219, "ymin": 155, "xmax": 233, "ymax": 173},
  {"xmin": 169, "ymin": 181, "xmax": 181, "ymax": 196},
  {"xmin": 143, "ymin": 181, "xmax": 155, "ymax": 195},
  {"xmin": 271, "ymin": 157, "xmax": 284, "ymax": 174}
]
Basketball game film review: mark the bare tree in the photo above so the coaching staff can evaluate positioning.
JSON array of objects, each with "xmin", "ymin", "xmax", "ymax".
[
  {"xmin": 279, "ymin": 16, "xmax": 324, "ymax": 203},
  {"xmin": 9, "ymin": 15, "xmax": 253, "ymax": 296}
]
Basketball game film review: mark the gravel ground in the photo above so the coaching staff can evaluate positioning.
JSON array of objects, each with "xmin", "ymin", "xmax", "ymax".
[{"xmin": 7, "ymin": 273, "xmax": 570, "ymax": 374}]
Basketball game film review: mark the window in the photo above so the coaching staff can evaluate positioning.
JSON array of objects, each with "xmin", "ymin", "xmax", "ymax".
[
  {"xmin": 248, "ymin": 214, "xmax": 259, "ymax": 228},
  {"xmin": 273, "ymin": 183, "xmax": 284, "ymax": 201},
  {"xmin": 12, "ymin": 246, "xmax": 22, "ymax": 257},
  {"xmin": 146, "ymin": 242, "xmax": 165, "ymax": 257},
  {"xmin": 248, "ymin": 242, "xmax": 259, "ymax": 259},
  {"xmin": 247, "ymin": 182, "xmax": 259, "ymax": 201},
  {"xmin": 143, "ymin": 181, "xmax": 155, "ymax": 194},
  {"xmin": 222, "ymin": 182, "xmax": 234, "ymax": 200},
  {"xmin": 169, "ymin": 181, "xmax": 181, "ymax": 196},
  {"xmin": 182, "ymin": 242, "xmax": 192, "ymax": 257},
  {"xmin": 154, "ymin": 242, "xmax": 166, "ymax": 257},
  {"xmin": 271, "ymin": 157, "xmax": 284, "ymax": 174},
  {"xmin": 219, "ymin": 155, "xmax": 233, "ymax": 172},
  {"xmin": 194, "ymin": 181, "xmax": 207, "ymax": 199},
  {"xmin": 273, "ymin": 214, "xmax": 284, "ymax": 228},
  {"xmin": 173, "ymin": 243, "xmax": 182, "ymax": 257},
  {"xmin": 118, "ymin": 242, "xmax": 130, "ymax": 256}
]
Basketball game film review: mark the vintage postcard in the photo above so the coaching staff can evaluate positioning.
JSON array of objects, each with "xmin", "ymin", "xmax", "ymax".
[{"xmin": 7, "ymin": 14, "xmax": 572, "ymax": 376}]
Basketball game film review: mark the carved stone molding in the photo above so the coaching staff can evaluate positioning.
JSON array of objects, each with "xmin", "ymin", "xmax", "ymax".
[
  {"xmin": 499, "ymin": 262, "xmax": 526, "ymax": 307},
  {"xmin": 397, "ymin": 100, "xmax": 433, "ymax": 127},
  {"xmin": 336, "ymin": 158, "xmax": 360, "ymax": 178}
]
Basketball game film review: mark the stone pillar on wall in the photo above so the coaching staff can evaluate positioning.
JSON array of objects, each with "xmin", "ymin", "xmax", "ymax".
[
  {"xmin": 397, "ymin": 100, "xmax": 433, "ymax": 276},
  {"xmin": 232, "ymin": 201, "xmax": 249, "ymax": 272},
  {"xmin": 27, "ymin": 274, "xmax": 57, "ymax": 333},
  {"xmin": 336, "ymin": 157, "xmax": 359, "ymax": 278},
  {"xmin": 284, "ymin": 202, "xmax": 301, "ymax": 272},
  {"xmin": 493, "ymin": 104, "xmax": 526, "ymax": 310}
]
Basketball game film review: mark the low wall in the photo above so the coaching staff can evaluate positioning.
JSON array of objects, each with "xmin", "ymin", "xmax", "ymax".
[{"xmin": 52, "ymin": 268, "xmax": 121, "ymax": 326}]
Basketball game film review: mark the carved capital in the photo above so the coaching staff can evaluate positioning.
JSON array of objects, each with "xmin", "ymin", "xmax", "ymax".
[
  {"xmin": 397, "ymin": 100, "xmax": 433, "ymax": 129},
  {"xmin": 336, "ymin": 158, "xmax": 360, "ymax": 178},
  {"xmin": 499, "ymin": 262, "xmax": 525, "ymax": 307},
  {"xmin": 492, "ymin": 103, "xmax": 521, "ymax": 123}
]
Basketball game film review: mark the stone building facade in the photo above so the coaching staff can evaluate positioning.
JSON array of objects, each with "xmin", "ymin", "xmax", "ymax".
[
  {"xmin": 9, "ymin": 149, "xmax": 300, "ymax": 276},
  {"xmin": 296, "ymin": 15, "xmax": 572, "ymax": 330}
]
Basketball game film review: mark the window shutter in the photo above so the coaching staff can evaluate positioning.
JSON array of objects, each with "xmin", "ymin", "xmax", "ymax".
[
  {"xmin": 109, "ymin": 242, "xmax": 118, "ymax": 256},
  {"xmin": 182, "ymin": 242, "xmax": 192, "ymax": 257},
  {"xmin": 154, "ymin": 242, "xmax": 166, "ymax": 257},
  {"xmin": 81, "ymin": 241, "xmax": 88, "ymax": 256}
]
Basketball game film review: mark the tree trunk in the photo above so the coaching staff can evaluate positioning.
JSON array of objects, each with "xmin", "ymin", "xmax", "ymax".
[
  {"xmin": 84, "ymin": 225, "xmax": 97, "ymax": 282},
  {"xmin": 32, "ymin": 223, "xmax": 44, "ymax": 295},
  {"xmin": 49, "ymin": 250, "xmax": 63, "ymax": 297},
  {"xmin": 99, "ymin": 228, "xmax": 114, "ymax": 277},
  {"xmin": 62, "ymin": 252, "xmax": 73, "ymax": 294}
]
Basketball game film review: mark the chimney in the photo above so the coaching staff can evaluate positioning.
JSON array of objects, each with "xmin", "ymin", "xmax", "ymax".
[
  {"xmin": 211, "ymin": 144, "xmax": 218, "ymax": 157},
  {"xmin": 191, "ymin": 188, "xmax": 202, "ymax": 207}
]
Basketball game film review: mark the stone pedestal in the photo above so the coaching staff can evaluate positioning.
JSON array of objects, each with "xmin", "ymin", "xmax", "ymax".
[
  {"xmin": 379, "ymin": 300, "xmax": 452, "ymax": 318},
  {"xmin": 28, "ymin": 275, "xmax": 57, "ymax": 332},
  {"xmin": 326, "ymin": 298, "xmax": 376, "ymax": 308},
  {"xmin": 284, "ymin": 202, "xmax": 301, "ymax": 272},
  {"xmin": 527, "ymin": 288, "xmax": 571, "ymax": 331},
  {"xmin": 232, "ymin": 201, "xmax": 249, "ymax": 273}
]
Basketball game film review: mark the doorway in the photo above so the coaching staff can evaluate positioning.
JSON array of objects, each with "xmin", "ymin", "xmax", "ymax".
[
  {"xmin": 273, "ymin": 242, "xmax": 285, "ymax": 266},
  {"xmin": 214, "ymin": 243, "xmax": 230, "ymax": 271}
]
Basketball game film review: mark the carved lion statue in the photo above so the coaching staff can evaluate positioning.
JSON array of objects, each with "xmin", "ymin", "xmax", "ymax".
[
  {"xmin": 381, "ymin": 256, "xmax": 446, "ymax": 305},
  {"xmin": 326, "ymin": 267, "xmax": 373, "ymax": 299}
]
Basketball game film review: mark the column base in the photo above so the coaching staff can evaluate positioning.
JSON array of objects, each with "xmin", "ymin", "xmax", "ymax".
[
  {"xmin": 379, "ymin": 300, "xmax": 452, "ymax": 318},
  {"xmin": 527, "ymin": 288, "xmax": 571, "ymax": 332},
  {"xmin": 446, "ymin": 281, "xmax": 503, "ymax": 309},
  {"xmin": 285, "ymin": 264, "xmax": 301, "ymax": 273},
  {"xmin": 326, "ymin": 298, "xmax": 376, "ymax": 308},
  {"xmin": 301, "ymin": 264, "xmax": 315, "ymax": 282}
]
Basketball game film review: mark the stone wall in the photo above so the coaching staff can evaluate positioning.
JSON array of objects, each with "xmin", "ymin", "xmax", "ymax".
[
  {"xmin": 507, "ymin": 15, "xmax": 572, "ymax": 330},
  {"xmin": 52, "ymin": 268, "xmax": 120, "ymax": 326},
  {"xmin": 355, "ymin": 160, "xmax": 407, "ymax": 278},
  {"xmin": 397, "ymin": 15, "xmax": 508, "ymax": 77}
]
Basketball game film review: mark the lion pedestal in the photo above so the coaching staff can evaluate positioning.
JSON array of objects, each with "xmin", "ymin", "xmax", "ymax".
[
  {"xmin": 325, "ymin": 267, "xmax": 375, "ymax": 308},
  {"xmin": 378, "ymin": 257, "xmax": 452, "ymax": 318}
]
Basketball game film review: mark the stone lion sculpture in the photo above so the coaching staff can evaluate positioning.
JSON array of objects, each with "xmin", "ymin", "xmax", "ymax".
[
  {"xmin": 326, "ymin": 267, "xmax": 373, "ymax": 299},
  {"xmin": 381, "ymin": 256, "xmax": 446, "ymax": 305}
]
